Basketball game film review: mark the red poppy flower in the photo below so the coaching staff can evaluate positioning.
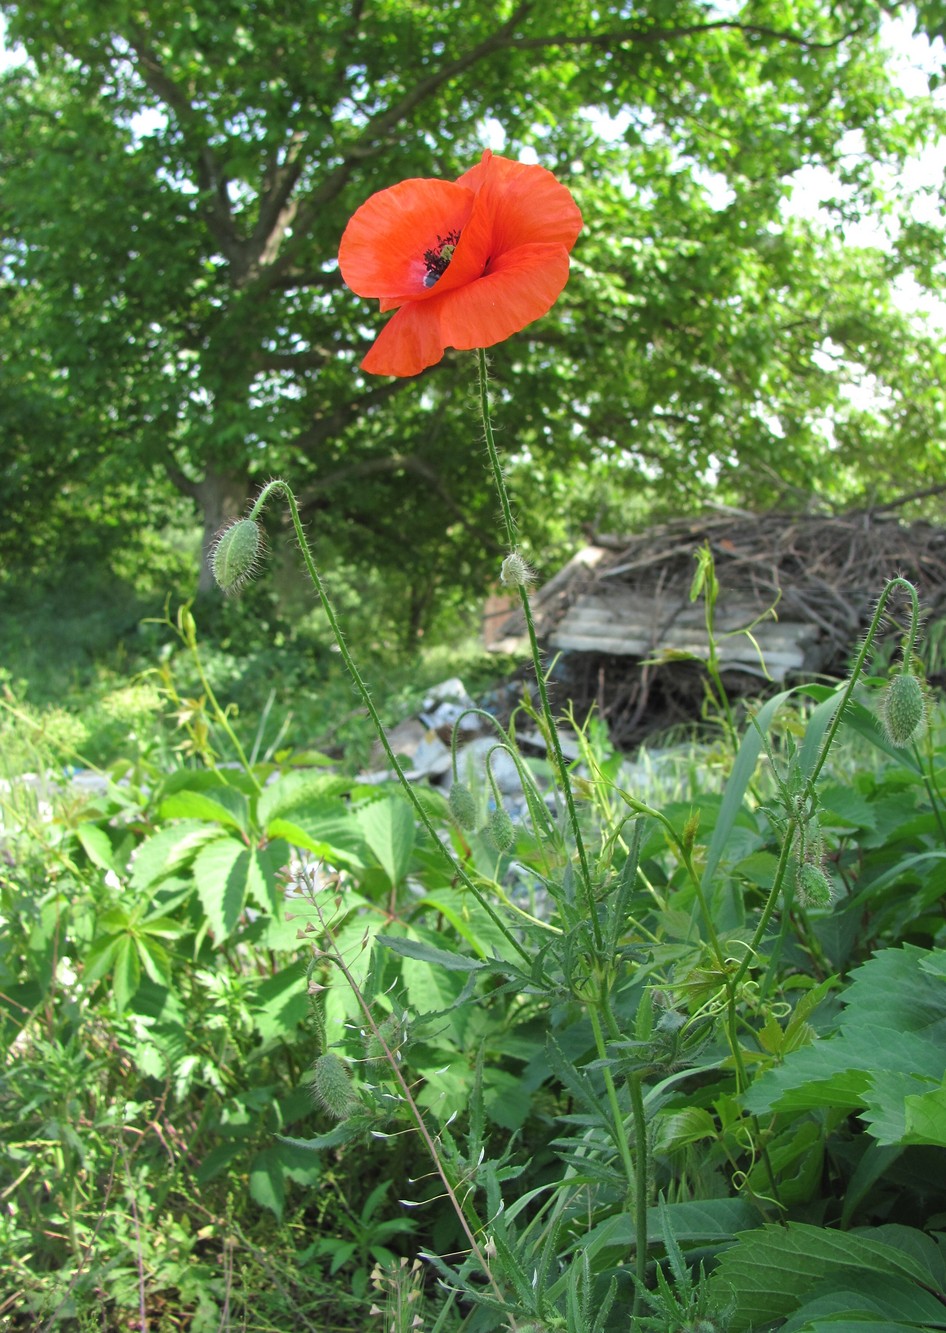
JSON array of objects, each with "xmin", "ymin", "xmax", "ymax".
[{"xmin": 338, "ymin": 150, "xmax": 583, "ymax": 377}]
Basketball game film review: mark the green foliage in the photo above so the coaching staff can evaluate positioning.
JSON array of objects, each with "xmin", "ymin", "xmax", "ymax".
[
  {"xmin": 5, "ymin": 547, "xmax": 946, "ymax": 1328},
  {"xmin": 2, "ymin": 0, "xmax": 946, "ymax": 627}
]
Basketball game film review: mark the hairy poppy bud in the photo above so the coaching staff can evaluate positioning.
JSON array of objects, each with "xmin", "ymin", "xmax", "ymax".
[
  {"xmin": 500, "ymin": 551, "xmax": 536, "ymax": 588},
  {"xmin": 309, "ymin": 1052, "xmax": 355, "ymax": 1119},
  {"xmin": 796, "ymin": 861, "xmax": 834, "ymax": 909},
  {"xmin": 211, "ymin": 518, "xmax": 262, "ymax": 594},
  {"xmin": 448, "ymin": 781, "xmax": 477, "ymax": 830},
  {"xmin": 882, "ymin": 671, "xmax": 926, "ymax": 747},
  {"xmin": 487, "ymin": 806, "xmax": 515, "ymax": 852}
]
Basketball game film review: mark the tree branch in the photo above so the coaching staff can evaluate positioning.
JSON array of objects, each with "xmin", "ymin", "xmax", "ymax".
[{"xmin": 124, "ymin": 29, "xmax": 241, "ymax": 261}]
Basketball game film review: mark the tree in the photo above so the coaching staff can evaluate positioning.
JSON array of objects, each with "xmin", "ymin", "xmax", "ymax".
[{"xmin": 1, "ymin": 0, "xmax": 944, "ymax": 631}]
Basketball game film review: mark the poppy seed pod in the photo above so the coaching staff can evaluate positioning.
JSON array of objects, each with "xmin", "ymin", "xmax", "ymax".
[
  {"xmin": 309, "ymin": 1052, "xmax": 355, "ymax": 1119},
  {"xmin": 211, "ymin": 518, "xmax": 262, "ymax": 594},
  {"xmin": 796, "ymin": 861, "xmax": 834, "ymax": 909},
  {"xmin": 487, "ymin": 806, "xmax": 515, "ymax": 852},
  {"xmin": 882, "ymin": 670, "xmax": 926, "ymax": 746},
  {"xmin": 448, "ymin": 781, "xmax": 477, "ymax": 830}
]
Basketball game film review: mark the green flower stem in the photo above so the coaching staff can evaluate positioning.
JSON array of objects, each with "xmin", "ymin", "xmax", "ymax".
[
  {"xmin": 587, "ymin": 1004, "xmax": 637, "ymax": 1202},
  {"xmin": 476, "ymin": 348, "xmax": 601, "ymax": 953},
  {"xmin": 315, "ymin": 903, "xmax": 502, "ymax": 1302},
  {"xmin": 177, "ymin": 606, "xmax": 263, "ymax": 793},
  {"xmin": 615, "ymin": 791, "xmax": 729, "ymax": 976},
  {"xmin": 247, "ymin": 480, "xmax": 532, "ymax": 968},
  {"xmin": 600, "ymin": 996, "xmax": 648, "ymax": 1318},
  {"xmin": 806, "ymin": 576, "xmax": 919, "ymax": 793},
  {"xmin": 732, "ymin": 576, "xmax": 920, "ymax": 997}
]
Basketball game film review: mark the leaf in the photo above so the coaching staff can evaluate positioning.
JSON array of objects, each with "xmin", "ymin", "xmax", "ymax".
[
  {"xmin": 257, "ymin": 770, "xmax": 352, "ymax": 826},
  {"xmin": 129, "ymin": 820, "xmax": 221, "ymax": 890},
  {"xmin": 192, "ymin": 836, "xmax": 250, "ymax": 941},
  {"xmin": 112, "ymin": 935, "xmax": 141, "ymax": 1012},
  {"xmin": 249, "ymin": 961, "xmax": 309, "ymax": 1043},
  {"xmin": 702, "ymin": 688, "xmax": 796, "ymax": 893},
  {"xmin": 708, "ymin": 1222, "xmax": 944, "ymax": 1331},
  {"xmin": 744, "ymin": 945, "xmax": 946, "ymax": 1146},
  {"xmin": 246, "ymin": 840, "xmax": 288, "ymax": 913},
  {"xmin": 356, "ymin": 796, "xmax": 415, "ymax": 887},
  {"xmin": 76, "ymin": 821, "xmax": 118, "ymax": 872},
  {"xmin": 249, "ymin": 1147, "xmax": 285, "ymax": 1220},
  {"xmin": 266, "ymin": 804, "xmax": 367, "ymax": 866},
  {"xmin": 376, "ymin": 933, "xmax": 486, "ymax": 972},
  {"xmin": 902, "ymin": 1076, "xmax": 946, "ymax": 1146},
  {"xmin": 158, "ymin": 789, "xmax": 246, "ymax": 832}
]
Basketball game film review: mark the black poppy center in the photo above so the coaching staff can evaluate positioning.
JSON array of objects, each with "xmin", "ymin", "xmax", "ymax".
[{"xmin": 423, "ymin": 230, "xmax": 461, "ymax": 287}]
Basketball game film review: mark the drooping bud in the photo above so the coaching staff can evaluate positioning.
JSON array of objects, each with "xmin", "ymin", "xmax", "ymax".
[
  {"xmin": 796, "ymin": 861, "xmax": 834, "ymax": 909},
  {"xmin": 881, "ymin": 670, "xmax": 926, "ymax": 747},
  {"xmin": 500, "ymin": 550, "xmax": 536, "ymax": 588},
  {"xmin": 486, "ymin": 806, "xmax": 515, "ymax": 852},
  {"xmin": 211, "ymin": 518, "xmax": 263, "ymax": 594},
  {"xmin": 448, "ymin": 781, "xmax": 477, "ymax": 830},
  {"xmin": 309, "ymin": 1052, "xmax": 356, "ymax": 1118}
]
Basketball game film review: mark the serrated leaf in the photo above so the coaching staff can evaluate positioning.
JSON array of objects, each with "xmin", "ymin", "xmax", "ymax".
[
  {"xmin": 192, "ymin": 836, "xmax": 249, "ymax": 940},
  {"xmin": 266, "ymin": 805, "xmax": 367, "ymax": 865},
  {"xmin": 902, "ymin": 1077, "xmax": 946, "ymax": 1146},
  {"xmin": 376, "ymin": 933, "xmax": 486, "ymax": 972},
  {"xmin": 356, "ymin": 796, "xmax": 415, "ymax": 887},
  {"xmin": 249, "ymin": 961, "xmax": 309, "ymax": 1042},
  {"xmin": 246, "ymin": 840, "xmax": 287, "ymax": 913},
  {"xmin": 158, "ymin": 789, "xmax": 246, "ymax": 831},
  {"xmin": 249, "ymin": 1147, "xmax": 285, "ymax": 1220},
  {"xmin": 112, "ymin": 935, "xmax": 141, "ymax": 1012},
  {"xmin": 257, "ymin": 770, "xmax": 352, "ymax": 826},
  {"xmin": 130, "ymin": 820, "xmax": 220, "ymax": 890},
  {"xmin": 708, "ymin": 1223, "xmax": 943, "ymax": 1331},
  {"xmin": 76, "ymin": 822, "xmax": 118, "ymax": 873}
]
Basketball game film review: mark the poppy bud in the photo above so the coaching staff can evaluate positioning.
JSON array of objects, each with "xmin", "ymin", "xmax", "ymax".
[
  {"xmin": 309, "ymin": 1052, "xmax": 355, "ymax": 1118},
  {"xmin": 882, "ymin": 670, "xmax": 926, "ymax": 747},
  {"xmin": 796, "ymin": 861, "xmax": 833, "ymax": 909},
  {"xmin": 487, "ymin": 806, "xmax": 515, "ymax": 852},
  {"xmin": 500, "ymin": 551, "xmax": 536, "ymax": 587},
  {"xmin": 211, "ymin": 518, "xmax": 263, "ymax": 594},
  {"xmin": 448, "ymin": 781, "xmax": 477, "ymax": 830}
]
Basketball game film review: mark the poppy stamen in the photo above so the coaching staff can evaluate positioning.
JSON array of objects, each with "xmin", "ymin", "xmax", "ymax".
[{"xmin": 423, "ymin": 230, "xmax": 461, "ymax": 287}]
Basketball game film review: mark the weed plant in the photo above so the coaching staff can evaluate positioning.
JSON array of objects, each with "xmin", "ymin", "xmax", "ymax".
[{"xmin": 4, "ymin": 345, "xmax": 946, "ymax": 1330}]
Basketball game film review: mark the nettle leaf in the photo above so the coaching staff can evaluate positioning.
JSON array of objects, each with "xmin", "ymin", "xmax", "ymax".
[
  {"xmin": 76, "ymin": 821, "xmax": 119, "ymax": 873},
  {"xmin": 257, "ymin": 770, "xmax": 352, "ymax": 826},
  {"xmin": 902, "ymin": 1076, "xmax": 946, "ymax": 1146},
  {"xmin": 249, "ymin": 1146, "xmax": 285, "ymax": 1220},
  {"xmin": 744, "ymin": 945, "xmax": 946, "ymax": 1146},
  {"xmin": 356, "ymin": 795, "xmax": 415, "ymax": 887},
  {"xmin": 266, "ymin": 798, "xmax": 368, "ymax": 866},
  {"xmin": 158, "ymin": 788, "xmax": 247, "ymax": 832},
  {"xmin": 129, "ymin": 820, "xmax": 221, "ymax": 890},
  {"xmin": 708, "ymin": 1222, "xmax": 943, "ymax": 1331},
  {"xmin": 249, "ymin": 960, "xmax": 309, "ymax": 1043},
  {"xmin": 246, "ymin": 839, "xmax": 288, "ymax": 913},
  {"xmin": 192, "ymin": 836, "xmax": 252, "ymax": 941}
]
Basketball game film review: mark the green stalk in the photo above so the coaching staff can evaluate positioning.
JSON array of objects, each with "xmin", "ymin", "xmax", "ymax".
[
  {"xmin": 476, "ymin": 348, "xmax": 601, "ymax": 952},
  {"xmin": 247, "ymin": 480, "xmax": 532, "ymax": 968}
]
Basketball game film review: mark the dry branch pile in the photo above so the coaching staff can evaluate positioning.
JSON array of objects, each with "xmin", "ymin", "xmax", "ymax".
[{"xmin": 497, "ymin": 505, "xmax": 946, "ymax": 748}]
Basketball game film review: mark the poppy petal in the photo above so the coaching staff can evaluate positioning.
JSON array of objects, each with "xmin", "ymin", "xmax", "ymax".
[
  {"xmin": 339, "ymin": 178, "xmax": 474, "ymax": 302},
  {"xmin": 360, "ymin": 300, "xmax": 446, "ymax": 378},
  {"xmin": 436, "ymin": 243, "xmax": 572, "ymax": 351},
  {"xmin": 456, "ymin": 152, "xmax": 583, "ymax": 253}
]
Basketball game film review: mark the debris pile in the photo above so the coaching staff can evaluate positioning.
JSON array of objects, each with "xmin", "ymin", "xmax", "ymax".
[{"xmin": 491, "ymin": 505, "xmax": 946, "ymax": 747}]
